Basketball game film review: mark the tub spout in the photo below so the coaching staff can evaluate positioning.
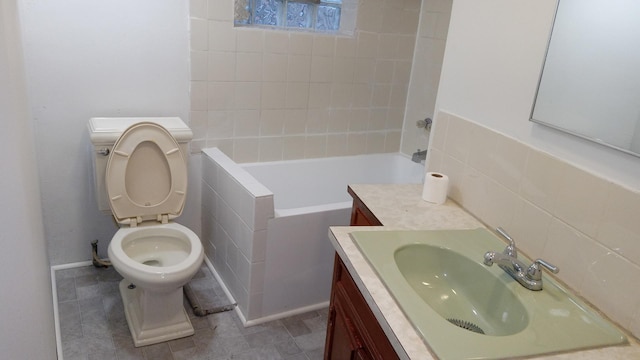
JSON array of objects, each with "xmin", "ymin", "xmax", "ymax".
[{"xmin": 412, "ymin": 149, "xmax": 427, "ymax": 163}]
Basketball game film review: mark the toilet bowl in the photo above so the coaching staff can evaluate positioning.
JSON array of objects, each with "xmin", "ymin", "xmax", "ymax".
[
  {"xmin": 97, "ymin": 120, "xmax": 204, "ymax": 347},
  {"xmin": 108, "ymin": 223, "xmax": 203, "ymax": 347},
  {"xmin": 108, "ymin": 224, "xmax": 202, "ymax": 292}
]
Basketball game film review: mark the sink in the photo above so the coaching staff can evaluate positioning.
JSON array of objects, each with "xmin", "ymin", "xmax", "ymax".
[
  {"xmin": 395, "ymin": 244, "xmax": 528, "ymax": 336},
  {"xmin": 352, "ymin": 229, "xmax": 627, "ymax": 360}
]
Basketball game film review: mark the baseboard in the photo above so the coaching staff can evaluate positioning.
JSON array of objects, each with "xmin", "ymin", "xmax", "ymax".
[
  {"xmin": 50, "ymin": 260, "xmax": 95, "ymax": 360},
  {"xmin": 243, "ymin": 301, "xmax": 330, "ymax": 328}
]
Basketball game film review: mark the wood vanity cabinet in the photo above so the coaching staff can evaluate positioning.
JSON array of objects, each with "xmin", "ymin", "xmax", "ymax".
[
  {"xmin": 347, "ymin": 186, "xmax": 382, "ymax": 226},
  {"xmin": 324, "ymin": 255, "xmax": 399, "ymax": 360},
  {"xmin": 324, "ymin": 187, "xmax": 399, "ymax": 359}
]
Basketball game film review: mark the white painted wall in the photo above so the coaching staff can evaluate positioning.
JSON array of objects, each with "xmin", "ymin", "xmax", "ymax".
[
  {"xmin": 0, "ymin": 1, "xmax": 56, "ymax": 358},
  {"xmin": 19, "ymin": 0, "xmax": 194, "ymax": 265},
  {"xmin": 436, "ymin": 0, "xmax": 640, "ymax": 191}
]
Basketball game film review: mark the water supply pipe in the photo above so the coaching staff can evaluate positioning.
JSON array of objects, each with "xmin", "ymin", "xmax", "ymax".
[{"xmin": 91, "ymin": 239, "xmax": 112, "ymax": 268}]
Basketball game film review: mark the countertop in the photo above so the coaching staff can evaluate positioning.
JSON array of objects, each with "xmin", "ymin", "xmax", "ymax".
[{"xmin": 328, "ymin": 183, "xmax": 640, "ymax": 360}]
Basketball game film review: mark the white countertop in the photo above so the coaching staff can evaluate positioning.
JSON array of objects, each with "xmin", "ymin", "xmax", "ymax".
[{"xmin": 329, "ymin": 183, "xmax": 640, "ymax": 360}]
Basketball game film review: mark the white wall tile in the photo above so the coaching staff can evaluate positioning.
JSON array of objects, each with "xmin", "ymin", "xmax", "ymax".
[
  {"xmin": 207, "ymin": 82, "xmax": 235, "ymax": 110},
  {"xmin": 190, "ymin": 81, "xmax": 208, "ymax": 111},
  {"xmin": 190, "ymin": 0, "xmax": 208, "ymax": 19},
  {"xmin": 289, "ymin": 33, "xmax": 313, "ymax": 55},
  {"xmin": 283, "ymin": 135, "xmax": 306, "ymax": 160},
  {"xmin": 233, "ymin": 138, "xmax": 260, "ymax": 163},
  {"xmin": 286, "ymin": 82, "xmax": 310, "ymax": 109},
  {"xmin": 580, "ymin": 251, "xmax": 640, "ymax": 330},
  {"xmin": 208, "ymin": 51, "xmax": 235, "ymax": 81},
  {"xmin": 190, "ymin": 18, "xmax": 209, "ymax": 51},
  {"xmin": 251, "ymin": 230, "xmax": 268, "ymax": 262},
  {"xmin": 265, "ymin": 31, "xmax": 289, "ymax": 53},
  {"xmin": 236, "ymin": 29, "xmax": 264, "ymax": 53},
  {"xmin": 234, "ymin": 82, "xmax": 261, "ymax": 110},
  {"xmin": 304, "ymin": 135, "xmax": 327, "ymax": 158},
  {"xmin": 310, "ymin": 56, "xmax": 334, "ymax": 83},
  {"xmin": 263, "ymin": 53, "xmax": 288, "ymax": 82},
  {"xmin": 260, "ymin": 82, "xmax": 287, "ymax": 109},
  {"xmin": 235, "ymin": 52, "xmax": 263, "ymax": 81},
  {"xmin": 233, "ymin": 110, "xmax": 260, "ymax": 136},
  {"xmin": 552, "ymin": 164, "xmax": 610, "ymax": 237},
  {"xmin": 312, "ymin": 35, "xmax": 336, "ymax": 57},
  {"xmin": 260, "ymin": 109, "xmax": 285, "ymax": 135},
  {"xmin": 356, "ymin": 32, "xmax": 379, "ymax": 59},
  {"xmin": 259, "ymin": 137, "xmax": 284, "ymax": 162},
  {"xmin": 519, "ymin": 149, "xmax": 564, "ymax": 212},
  {"xmin": 191, "ymin": 51, "xmax": 208, "ymax": 80},
  {"xmin": 597, "ymin": 185, "xmax": 640, "ymax": 265},
  {"xmin": 208, "ymin": 20, "xmax": 236, "ymax": 51},
  {"xmin": 207, "ymin": 0, "xmax": 233, "ymax": 21},
  {"xmin": 287, "ymin": 55, "xmax": 312, "ymax": 82},
  {"xmin": 249, "ymin": 261, "xmax": 265, "ymax": 294},
  {"xmin": 509, "ymin": 199, "xmax": 552, "ymax": 259}
]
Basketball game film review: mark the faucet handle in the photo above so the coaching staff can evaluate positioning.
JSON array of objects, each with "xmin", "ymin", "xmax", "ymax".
[
  {"xmin": 496, "ymin": 227, "xmax": 517, "ymax": 258},
  {"xmin": 527, "ymin": 259, "xmax": 559, "ymax": 281}
]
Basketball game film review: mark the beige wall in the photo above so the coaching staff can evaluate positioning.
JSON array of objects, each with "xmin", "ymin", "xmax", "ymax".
[{"xmin": 189, "ymin": 0, "xmax": 422, "ymax": 162}]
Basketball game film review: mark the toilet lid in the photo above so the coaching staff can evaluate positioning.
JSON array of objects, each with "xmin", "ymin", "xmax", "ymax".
[{"xmin": 105, "ymin": 122, "xmax": 187, "ymax": 225}]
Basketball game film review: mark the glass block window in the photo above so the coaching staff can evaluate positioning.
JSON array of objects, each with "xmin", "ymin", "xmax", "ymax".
[{"xmin": 236, "ymin": 0, "xmax": 342, "ymax": 32}]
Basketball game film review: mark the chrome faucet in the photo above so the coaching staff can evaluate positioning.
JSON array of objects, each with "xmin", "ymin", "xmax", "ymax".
[
  {"xmin": 411, "ymin": 149, "xmax": 427, "ymax": 163},
  {"xmin": 483, "ymin": 227, "xmax": 559, "ymax": 291}
]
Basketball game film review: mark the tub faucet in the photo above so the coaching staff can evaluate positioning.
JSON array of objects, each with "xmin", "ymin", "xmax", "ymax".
[
  {"xmin": 411, "ymin": 149, "xmax": 427, "ymax": 163},
  {"xmin": 483, "ymin": 227, "xmax": 559, "ymax": 291}
]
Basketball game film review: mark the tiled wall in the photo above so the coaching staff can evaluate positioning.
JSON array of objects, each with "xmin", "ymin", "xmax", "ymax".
[
  {"xmin": 189, "ymin": 0, "xmax": 421, "ymax": 162},
  {"xmin": 401, "ymin": 0, "xmax": 452, "ymax": 156},
  {"xmin": 201, "ymin": 148, "xmax": 274, "ymax": 320},
  {"xmin": 428, "ymin": 111, "xmax": 640, "ymax": 339}
]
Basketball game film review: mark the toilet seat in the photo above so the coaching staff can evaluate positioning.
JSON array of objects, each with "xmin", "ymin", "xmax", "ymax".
[{"xmin": 105, "ymin": 122, "xmax": 187, "ymax": 226}]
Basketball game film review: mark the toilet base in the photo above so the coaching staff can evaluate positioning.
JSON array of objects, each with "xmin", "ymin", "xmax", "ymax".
[{"xmin": 118, "ymin": 279, "xmax": 194, "ymax": 347}]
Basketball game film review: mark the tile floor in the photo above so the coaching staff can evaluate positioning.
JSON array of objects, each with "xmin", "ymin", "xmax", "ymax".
[{"xmin": 55, "ymin": 264, "xmax": 328, "ymax": 360}]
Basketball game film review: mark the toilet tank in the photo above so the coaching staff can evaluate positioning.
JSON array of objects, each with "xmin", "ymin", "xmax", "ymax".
[{"xmin": 88, "ymin": 117, "xmax": 193, "ymax": 212}]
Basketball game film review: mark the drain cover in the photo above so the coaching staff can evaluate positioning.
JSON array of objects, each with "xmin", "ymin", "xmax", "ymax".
[{"xmin": 447, "ymin": 318, "xmax": 485, "ymax": 334}]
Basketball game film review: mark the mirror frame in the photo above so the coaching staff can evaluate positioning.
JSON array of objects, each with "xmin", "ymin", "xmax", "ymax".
[{"xmin": 530, "ymin": 0, "xmax": 640, "ymax": 158}]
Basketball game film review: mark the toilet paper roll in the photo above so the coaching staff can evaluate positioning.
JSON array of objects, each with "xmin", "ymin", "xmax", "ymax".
[{"xmin": 422, "ymin": 172, "xmax": 449, "ymax": 204}]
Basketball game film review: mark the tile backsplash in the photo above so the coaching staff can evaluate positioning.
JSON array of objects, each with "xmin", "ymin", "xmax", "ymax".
[
  {"xmin": 189, "ymin": 0, "xmax": 422, "ymax": 162},
  {"xmin": 428, "ymin": 111, "xmax": 640, "ymax": 339}
]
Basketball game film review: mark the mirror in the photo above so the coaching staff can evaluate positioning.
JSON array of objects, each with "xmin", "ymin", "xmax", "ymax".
[{"xmin": 531, "ymin": 0, "xmax": 640, "ymax": 157}]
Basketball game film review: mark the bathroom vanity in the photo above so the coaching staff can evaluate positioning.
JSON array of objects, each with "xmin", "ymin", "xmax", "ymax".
[{"xmin": 325, "ymin": 184, "xmax": 640, "ymax": 359}]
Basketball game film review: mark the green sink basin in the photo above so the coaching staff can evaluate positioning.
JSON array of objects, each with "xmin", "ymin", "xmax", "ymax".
[
  {"xmin": 352, "ymin": 228, "xmax": 627, "ymax": 360},
  {"xmin": 395, "ymin": 244, "xmax": 528, "ymax": 337}
]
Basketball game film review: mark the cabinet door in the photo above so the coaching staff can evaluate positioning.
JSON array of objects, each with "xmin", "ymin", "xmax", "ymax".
[
  {"xmin": 324, "ymin": 256, "xmax": 399, "ymax": 360},
  {"xmin": 326, "ymin": 301, "xmax": 364, "ymax": 360}
]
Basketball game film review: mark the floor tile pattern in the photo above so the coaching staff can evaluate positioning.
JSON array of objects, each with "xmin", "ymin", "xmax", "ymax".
[{"xmin": 56, "ymin": 264, "xmax": 328, "ymax": 360}]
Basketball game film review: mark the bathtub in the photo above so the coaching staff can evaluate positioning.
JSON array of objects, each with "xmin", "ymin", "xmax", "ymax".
[{"xmin": 200, "ymin": 148, "xmax": 424, "ymax": 325}]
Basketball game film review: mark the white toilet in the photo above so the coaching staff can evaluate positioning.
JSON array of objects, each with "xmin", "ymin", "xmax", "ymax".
[{"xmin": 88, "ymin": 118, "xmax": 204, "ymax": 347}]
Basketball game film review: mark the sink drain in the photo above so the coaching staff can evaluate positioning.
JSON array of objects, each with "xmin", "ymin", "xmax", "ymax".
[{"xmin": 447, "ymin": 318, "xmax": 485, "ymax": 334}]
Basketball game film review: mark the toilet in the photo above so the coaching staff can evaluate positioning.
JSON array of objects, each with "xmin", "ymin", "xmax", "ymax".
[{"xmin": 88, "ymin": 118, "xmax": 204, "ymax": 347}]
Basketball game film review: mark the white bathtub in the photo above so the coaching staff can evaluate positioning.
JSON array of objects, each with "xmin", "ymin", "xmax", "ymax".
[{"xmin": 201, "ymin": 148, "xmax": 424, "ymax": 325}]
